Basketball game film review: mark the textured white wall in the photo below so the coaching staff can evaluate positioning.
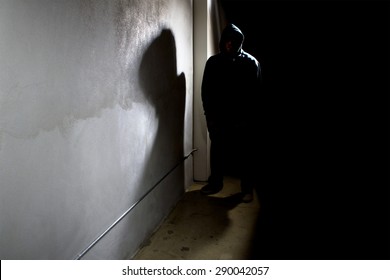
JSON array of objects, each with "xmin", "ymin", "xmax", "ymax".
[{"xmin": 0, "ymin": 0, "xmax": 193, "ymax": 259}]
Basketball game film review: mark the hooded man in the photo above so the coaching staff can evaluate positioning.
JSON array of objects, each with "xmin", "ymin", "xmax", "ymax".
[{"xmin": 201, "ymin": 23, "xmax": 262, "ymax": 202}]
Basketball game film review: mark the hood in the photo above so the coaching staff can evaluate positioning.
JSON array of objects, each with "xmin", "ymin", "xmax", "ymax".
[{"xmin": 219, "ymin": 23, "xmax": 244, "ymax": 55}]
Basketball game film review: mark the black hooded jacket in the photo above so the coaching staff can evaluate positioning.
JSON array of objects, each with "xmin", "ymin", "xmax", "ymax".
[{"xmin": 201, "ymin": 23, "xmax": 261, "ymax": 126}]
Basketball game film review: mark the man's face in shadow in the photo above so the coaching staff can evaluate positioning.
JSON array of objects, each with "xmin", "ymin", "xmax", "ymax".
[
  {"xmin": 223, "ymin": 35, "xmax": 241, "ymax": 54},
  {"xmin": 225, "ymin": 40, "xmax": 234, "ymax": 54}
]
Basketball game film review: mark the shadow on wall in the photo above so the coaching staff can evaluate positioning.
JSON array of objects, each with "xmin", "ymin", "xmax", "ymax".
[
  {"xmin": 76, "ymin": 29, "xmax": 187, "ymax": 261},
  {"xmin": 138, "ymin": 29, "xmax": 187, "ymax": 198}
]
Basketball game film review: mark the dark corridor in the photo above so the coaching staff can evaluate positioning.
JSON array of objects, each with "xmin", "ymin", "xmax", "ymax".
[{"xmin": 221, "ymin": 0, "xmax": 390, "ymax": 260}]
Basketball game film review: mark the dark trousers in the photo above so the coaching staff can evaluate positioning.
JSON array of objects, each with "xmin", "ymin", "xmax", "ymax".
[{"xmin": 207, "ymin": 122, "xmax": 255, "ymax": 194}]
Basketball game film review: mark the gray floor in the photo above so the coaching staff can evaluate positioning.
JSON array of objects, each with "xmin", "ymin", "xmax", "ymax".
[{"xmin": 132, "ymin": 176, "xmax": 260, "ymax": 260}]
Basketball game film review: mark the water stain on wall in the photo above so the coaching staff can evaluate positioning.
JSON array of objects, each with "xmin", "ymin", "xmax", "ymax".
[{"xmin": 0, "ymin": 0, "xmax": 174, "ymax": 142}]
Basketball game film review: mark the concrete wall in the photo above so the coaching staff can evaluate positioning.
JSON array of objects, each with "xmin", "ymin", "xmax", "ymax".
[
  {"xmin": 193, "ymin": 0, "xmax": 225, "ymax": 181},
  {"xmin": 0, "ymin": 0, "xmax": 193, "ymax": 260}
]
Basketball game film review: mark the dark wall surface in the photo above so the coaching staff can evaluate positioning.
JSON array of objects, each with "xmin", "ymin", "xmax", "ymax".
[{"xmin": 221, "ymin": 0, "xmax": 389, "ymax": 260}]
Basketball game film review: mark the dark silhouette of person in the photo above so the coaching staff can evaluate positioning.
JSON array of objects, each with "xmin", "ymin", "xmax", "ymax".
[{"xmin": 200, "ymin": 23, "xmax": 262, "ymax": 202}]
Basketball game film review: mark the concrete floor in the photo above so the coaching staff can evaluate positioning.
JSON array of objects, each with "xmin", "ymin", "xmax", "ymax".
[{"xmin": 132, "ymin": 176, "xmax": 260, "ymax": 260}]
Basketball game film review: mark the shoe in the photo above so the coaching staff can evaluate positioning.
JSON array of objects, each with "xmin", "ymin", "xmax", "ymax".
[
  {"xmin": 200, "ymin": 184, "xmax": 223, "ymax": 195},
  {"xmin": 241, "ymin": 193, "xmax": 253, "ymax": 203}
]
